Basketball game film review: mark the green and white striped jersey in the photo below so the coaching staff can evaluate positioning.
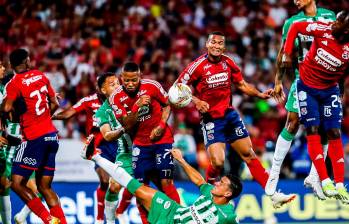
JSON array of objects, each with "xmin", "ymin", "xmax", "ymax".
[
  {"xmin": 173, "ymin": 184, "xmax": 238, "ymax": 224},
  {"xmin": 95, "ymin": 100, "xmax": 132, "ymax": 153}
]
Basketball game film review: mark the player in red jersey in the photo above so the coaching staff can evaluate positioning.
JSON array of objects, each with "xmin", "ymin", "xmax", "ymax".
[
  {"xmin": 109, "ymin": 62, "xmax": 180, "ymax": 222},
  {"xmin": 52, "ymin": 86, "xmax": 116, "ymax": 223},
  {"xmin": 282, "ymin": 11, "xmax": 349, "ymax": 203},
  {"xmin": 175, "ymin": 31, "xmax": 296, "ymax": 208},
  {"xmin": 0, "ymin": 49, "xmax": 64, "ymax": 223}
]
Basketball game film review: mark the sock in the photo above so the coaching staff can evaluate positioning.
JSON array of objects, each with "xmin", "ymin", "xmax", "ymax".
[
  {"xmin": 105, "ymin": 199, "xmax": 118, "ymax": 224},
  {"xmin": 271, "ymin": 129, "xmax": 294, "ymax": 173},
  {"xmin": 336, "ymin": 182, "xmax": 344, "ymax": 189},
  {"xmin": 308, "ymin": 143, "xmax": 329, "ymax": 178},
  {"xmin": 14, "ymin": 205, "xmax": 31, "ymax": 222},
  {"xmin": 162, "ymin": 184, "xmax": 180, "ymax": 203},
  {"xmin": 246, "ymin": 157, "xmax": 269, "ymax": 188},
  {"xmin": 136, "ymin": 201, "xmax": 149, "ymax": 224},
  {"xmin": 328, "ymin": 139, "xmax": 345, "ymax": 184},
  {"xmin": 205, "ymin": 164, "xmax": 221, "ymax": 184},
  {"xmin": 321, "ymin": 178, "xmax": 332, "ymax": 187},
  {"xmin": 26, "ymin": 197, "xmax": 51, "ymax": 224},
  {"xmin": 116, "ymin": 189, "xmax": 133, "ymax": 214},
  {"xmin": 306, "ymin": 135, "xmax": 329, "ymax": 181},
  {"xmin": 96, "ymin": 186, "xmax": 106, "ymax": 221},
  {"xmin": 50, "ymin": 205, "xmax": 67, "ymax": 224},
  {"xmin": 0, "ymin": 195, "xmax": 11, "ymax": 224}
]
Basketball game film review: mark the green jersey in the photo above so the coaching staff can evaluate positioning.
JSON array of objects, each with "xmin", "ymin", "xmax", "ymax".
[
  {"xmin": 282, "ymin": 7, "xmax": 336, "ymax": 78},
  {"xmin": 95, "ymin": 100, "xmax": 132, "ymax": 154}
]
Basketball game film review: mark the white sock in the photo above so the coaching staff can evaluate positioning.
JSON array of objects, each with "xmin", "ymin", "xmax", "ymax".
[
  {"xmin": 105, "ymin": 200, "xmax": 118, "ymax": 224},
  {"xmin": 15, "ymin": 204, "xmax": 31, "ymax": 221},
  {"xmin": 336, "ymin": 182, "xmax": 344, "ymax": 189},
  {"xmin": 321, "ymin": 178, "xmax": 332, "ymax": 187},
  {"xmin": 322, "ymin": 144, "xmax": 328, "ymax": 158},
  {"xmin": 94, "ymin": 155, "xmax": 133, "ymax": 187},
  {"xmin": 271, "ymin": 135, "xmax": 292, "ymax": 173},
  {"xmin": 0, "ymin": 195, "xmax": 11, "ymax": 224}
]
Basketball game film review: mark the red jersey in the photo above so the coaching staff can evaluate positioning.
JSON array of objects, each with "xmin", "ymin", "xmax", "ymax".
[
  {"xmin": 72, "ymin": 93, "xmax": 102, "ymax": 135},
  {"xmin": 284, "ymin": 21, "xmax": 349, "ymax": 89},
  {"xmin": 109, "ymin": 79, "xmax": 173, "ymax": 146},
  {"xmin": 177, "ymin": 54, "xmax": 243, "ymax": 119},
  {"xmin": 5, "ymin": 70, "xmax": 57, "ymax": 140}
]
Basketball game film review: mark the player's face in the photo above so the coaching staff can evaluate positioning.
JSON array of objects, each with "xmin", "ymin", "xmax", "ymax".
[
  {"xmin": 294, "ymin": 0, "xmax": 313, "ymax": 10},
  {"xmin": 102, "ymin": 76, "xmax": 119, "ymax": 97},
  {"xmin": 206, "ymin": 35, "xmax": 225, "ymax": 57},
  {"xmin": 211, "ymin": 176, "xmax": 233, "ymax": 199},
  {"xmin": 121, "ymin": 71, "xmax": 140, "ymax": 93},
  {"xmin": 0, "ymin": 62, "xmax": 5, "ymax": 79}
]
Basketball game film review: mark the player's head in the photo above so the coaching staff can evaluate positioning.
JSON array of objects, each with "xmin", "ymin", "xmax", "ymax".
[
  {"xmin": 121, "ymin": 62, "xmax": 141, "ymax": 94},
  {"xmin": 211, "ymin": 174, "xmax": 242, "ymax": 200},
  {"xmin": 9, "ymin": 48, "xmax": 30, "ymax": 70},
  {"xmin": 0, "ymin": 61, "xmax": 5, "ymax": 79},
  {"xmin": 206, "ymin": 31, "xmax": 226, "ymax": 58},
  {"xmin": 293, "ymin": 0, "xmax": 315, "ymax": 10},
  {"xmin": 97, "ymin": 72, "xmax": 119, "ymax": 97},
  {"xmin": 332, "ymin": 11, "xmax": 349, "ymax": 44}
]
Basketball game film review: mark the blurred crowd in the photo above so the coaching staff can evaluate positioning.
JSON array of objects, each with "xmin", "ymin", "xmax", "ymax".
[{"xmin": 1, "ymin": 0, "xmax": 349, "ymax": 180}]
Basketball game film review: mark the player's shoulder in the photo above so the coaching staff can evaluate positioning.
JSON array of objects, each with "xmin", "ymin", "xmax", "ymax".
[
  {"xmin": 317, "ymin": 8, "xmax": 336, "ymax": 17},
  {"xmin": 141, "ymin": 79, "xmax": 163, "ymax": 90},
  {"xmin": 185, "ymin": 54, "xmax": 208, "ymax": 72},
  {"xmin": 78, "ymin": 93, "xmax": 98, "ymax": 104}
]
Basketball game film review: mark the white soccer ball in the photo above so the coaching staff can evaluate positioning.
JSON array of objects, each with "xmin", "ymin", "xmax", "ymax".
[{"xmin": 168, "ymin": 83, "xmax": 192, "ymax": 108}]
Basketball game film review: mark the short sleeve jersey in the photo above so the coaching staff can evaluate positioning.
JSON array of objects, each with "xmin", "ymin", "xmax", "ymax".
[
  {"xmin": 110, "ymin": 79, "xmax": 173, "ymax": 146},
  {"xmin": 95, "ymin": 100, "xmax": 132, "ymax": 153},
  {"xmin": 72, "ymin": 93, "xmax": 102, "ymax": 135},
  {"xmin": 177, "ymin": 54, "xmax": 243, "ymax": 119},
  {"xmin": 173, "ymin": 184, "xmax": 238, "ymax": 224},
  {"xmin": 4, "ymin": 70, "xmax": 57, "ymax": 140}
]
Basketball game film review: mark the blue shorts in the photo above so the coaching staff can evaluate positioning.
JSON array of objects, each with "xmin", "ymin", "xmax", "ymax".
[
  {"xmin": 296, "ymin": 80, "xmax": 342, "ymax": 130},
  {"xmin": 95, "ymin": 141, "xmax": 118, "ymax": 170},
  {"xmin": 201, "ymin": 109, "xmax": 249, "ymax": 148},
  {"xmin": 12, "ymin": 132, "xmax": 59, "ymax": 178},
  {"xmin": 132, "ymin": 143, "xmax": 174, "ymax": 183}
]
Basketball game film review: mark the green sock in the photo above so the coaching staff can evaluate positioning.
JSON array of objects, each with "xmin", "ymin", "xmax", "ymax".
[
  {"xmin": 127, "ymin": 179, "xmax": 142, "ymax": 194},
  {"xmin": 105, "ymin": 189, "xmax": 119, "ymax": 202},
  {"xmin": 280, "ymin": 128, "xmax": 295, "ymax": 141},
  {"xmin": 0, "ymin": 188, "xmax": 10, "ymax": 196}
]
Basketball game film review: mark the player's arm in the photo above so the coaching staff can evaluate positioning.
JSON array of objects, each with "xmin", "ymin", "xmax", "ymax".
[
  {"xmin": 171, "ymin": 148, "xmax": 206, "ymax": 187},
  {"xmin": 235, "ymin": 80, "xmax": 273, "ymax": 99},
  {"xmin": 48, "ymin": 95, "xmax": 59, "ymax": 115},
  {"xmin": 150, "ymin": 102, "xmax": 170, "ymax": 141},
  {"xmin": 100, "ymin": 123, "xmax": 125, "ymax": 142},
  {"xmin": 51, "ymin": 107, "xmax": 77, "ymax": 120}
]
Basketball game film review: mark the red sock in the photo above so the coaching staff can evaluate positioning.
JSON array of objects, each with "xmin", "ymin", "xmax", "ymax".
[
  {"xmin": 307, "ymin": 135, "xmax": 329, "ymax": 181},
  {"xmin": 246, "ymin": 157, "xmax": 268, "ymax": 188},
  {"xmin": 96, "ymin": 186, "xmax": 106, "ymax": 221},
  {"xmin": 328, "ymin": 139, "xmax": 345, "ymax": 183},
  {"xmin": 27, "ymin": 197, "xmax": 51, "ymax": 224},
  {"xmin": 116, "ymin": 189, "xmax": 133, "ymax": 214},
  {"xmin": 206, "ymin": 164, "xmax": 221, "ymax": 184},
  {"xmin": 162, "ymin": 184, "xmax": 180, "ymax": 203},
  {"xmin": 50, "ymin": 205, "xmax": 67, "ymax": 224},
  {"xmin": 136, "ymin": 200, "xmax": 149, "ymax": 224}
]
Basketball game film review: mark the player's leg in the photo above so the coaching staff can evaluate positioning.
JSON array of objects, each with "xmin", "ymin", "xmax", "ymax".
[
  {"xmin": 105, "ymin": 179, "xmax": 120, "ymax": 224},
  {"xmin": 14, "ymin": 176, "xmax": 37, "ymax": 224},
  {"xmin": 95, "ymin": 167, "xmax": 109, "ymax": 222}
]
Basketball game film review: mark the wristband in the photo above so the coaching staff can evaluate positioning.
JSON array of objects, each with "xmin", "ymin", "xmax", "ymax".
[
  {"xmin": 158, "ymin": 120, "xmax": 166, "ymax": 129},
  {"xmin": 131, "ymin": 104, "xmax": 140, "ymax": 113}
]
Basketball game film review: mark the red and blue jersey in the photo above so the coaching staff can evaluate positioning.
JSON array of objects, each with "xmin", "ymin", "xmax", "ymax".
[
  {"xmin": 5, "ymin": 70, "xmax": 57, "ymax": 140},
  {"xmin": 284, "ymin": 21, "xmax": 349, "ymax": 89},
  {"xmin": 177, "ymin": 54, "xmax": 243, "ymax": 119}
]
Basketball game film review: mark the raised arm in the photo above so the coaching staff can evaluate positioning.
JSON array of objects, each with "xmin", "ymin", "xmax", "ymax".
[
  {"xmin": 235, "ymin": 80, "xmax": 273, "ymax": 99},
  {"xmin": 51, "ymin": 107, "xmax": 77, "ymax": 120}
]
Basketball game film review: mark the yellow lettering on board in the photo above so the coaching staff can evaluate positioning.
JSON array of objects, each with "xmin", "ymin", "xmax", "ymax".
[
  {"xmin": 315, "ymin": 198, "xmax": 338, "ymax": 219},
  {"xmin": 289, "ymin": 194, "xmax": 314, "ymax": 220},
  {"xmin": 235, "ymin": 194, "xmax": 263, "ymax": 220},
  {"xmin": 339, "ymin": 202, "xmax": 349, "ymax": 219}
]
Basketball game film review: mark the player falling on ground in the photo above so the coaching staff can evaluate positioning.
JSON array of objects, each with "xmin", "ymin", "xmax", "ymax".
[
  {"xmin": 94, "ymin": 72, "xmax": 133, "ymax": 224},
  {"xmin": 267, "ymin": 0, "xmax": 336, "ymax": 199},
  {"xmin": 109, "ymin": 62, "xmax": 180, "ymax": 222},
  {"xmin": 175, "ymin": 31, "xmax": 295, "ymax": 208},
  {"xmin": 0, "ymin": 49, "xmax": 65, "ymax": 223},
  {"xmin": 52, "ymin": 78, "xmax": 118, "ymax": 223},
  {"xmin": 83, "ymin": 136, "xmax": 242, "ymax": 224},
  {"xmin": 281, "ymin": 10, "xmax": 349, "ymax": 203}
]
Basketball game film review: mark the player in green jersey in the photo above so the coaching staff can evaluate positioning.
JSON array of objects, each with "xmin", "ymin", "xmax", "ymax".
[
  {"xmin": 95, "ymin": 72, "xmax": 133, "ymax": 224},
  {"xmin": 82, "ymin": 140, "xmax": 241, "ymax": 224},
  {"xmin": 267, "ymin": 0, "xmax": 336, "ymax": 199}
]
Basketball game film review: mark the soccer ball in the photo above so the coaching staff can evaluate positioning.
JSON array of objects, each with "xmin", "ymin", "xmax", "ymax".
[{"xmin": 168, "ymin": 83, "xmax": 192, "ymax": 108}]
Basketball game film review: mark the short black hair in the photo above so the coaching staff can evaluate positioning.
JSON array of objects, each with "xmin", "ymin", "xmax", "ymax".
[
  {"xmin": 9, "ymin": 49, "xmax": 29, "ymax": 67},
  {"xmin": 97, "ymin": 72, "xmax": 116, "ymax": 89},
  {"xmin": 336, "ymin": 10, "xmax": 349, "ymax": 24},
  {"xmin": 225, "ymin": 174, "xmax": 243, "ymax": 199},
  {"xmin": 208, "ymin": 31, "xmax": 225, "ymax": 38},
  {"xmin": 122, "ymin": 62, "xmax": 140, "ymax": 73}
]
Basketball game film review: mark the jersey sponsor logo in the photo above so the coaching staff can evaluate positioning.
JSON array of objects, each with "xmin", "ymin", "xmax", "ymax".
[
  {"xmin": 22, "ymin": 75, "xmax": 42, "ymax": 86},
  {"xmin": 44, "ymin": 135, "xmax": 58, "ymax": 141},
  {"xmin": 323, "ymin": 33, "xmax": 333, "ymax": 39},
  {"xmin": 91, "ymin": 103, "xmax": 101, "ymax": 108},
  {"xmin": 205, "ymin": 72, "xmax": 228, "ymax": 84},
  {"xmin": 156, "ymin": 197, "xmax": 164, "ymax": 204},
  {"xmin": 120, "ymin": 96, "xmax": 128, "ymax": 102},
  {"xmin": 306, "ymin": 23, "xmax": 331, "ymax": 32},
  {"xmin": 316, "ymin": 48, "xmax": 342, "ymax": 67},
  {"xmin": 222, "ymin": 61, "xmax": 227, "ymax": 70},
  {"xmin": 300, "ymin": 107, "xmax": 307, "ymax": 115},
  {"xmin": 298, "ymin": 34, "xmax": 313, "ymax": 42},
  {"xmin": 298, "ymin": 91, "xmax": 307, "ymax": 101},
  {"xmin": 204, "ymin": 64, "xmax": 212, "ymax": 70},
  {"xmin": 164, "ymin": 201, "xmax": 171, "ymax": 209},
  {"xmin": 23, "ymin": 157, "xmax": 37, "ymax": 166},
  {"xmin": 324, "ymin": 106, "xmax": 332, "ymax": 117},
  {"xmin": 235, "ymin": 127, "xmax": 244, "ymax": 136},
  {"xmin": 132, "ymin": 147, "xmax": 140, "ymax": 156}
]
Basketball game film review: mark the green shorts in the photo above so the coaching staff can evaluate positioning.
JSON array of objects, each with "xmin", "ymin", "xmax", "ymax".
[
  {"xmin": 0, "ymin": 145, "xmax": 17, "ymax": 178},
  {"xmin": 115, "ymin": 152, "xmax": 133, "ymax": 176},
  {"xmin": 285, "ymin": 81, "xmax": 299, "ymax": 113},
  {"xmin": 148, "ymin": 191, "xmax": 181, "ymax": 224}
]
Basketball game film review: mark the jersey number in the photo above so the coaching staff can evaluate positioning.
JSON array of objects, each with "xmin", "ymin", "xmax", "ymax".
[{"xmin": 30, "ymin": 86, "xmax": 48, "ymax": 115}]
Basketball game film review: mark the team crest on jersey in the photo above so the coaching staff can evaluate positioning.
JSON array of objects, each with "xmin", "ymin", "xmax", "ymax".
[
  {"xmin": 132, "ymin": 147, "xmax": 140, "ymax": 156},
  {"xmin": 205, "ymin": 122, "xmax": 214, "ymax": 130},
  {"xmin": 300, "ymin": 107, "xmax": 307, "ymax": 115},
  {"xmin": 298, "ymin": 91, "xmax": 307, "ymax": 101},
  {"xmin": 342, "ymin": 51, "xmax": 349, "ymax": 60},
  {"xmin": 22, "ymin": 75, "xmax": 42, "ymax": 86}
]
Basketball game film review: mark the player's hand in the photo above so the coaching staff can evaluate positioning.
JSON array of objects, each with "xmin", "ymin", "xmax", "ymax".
[
  {"xmin": 171, "ymin": 148, "xmax": 184, "ymax": 162},
  {"xmin": 273, "ymin": 82, "xmax": 285, "ymax": 103},
  {"xmin": 150, "ymin": 126, "xmax": 165, "ymax": 142},
  {"xmin": 136, "ymin": 95, "xmax": 151, "ymax": 107},
  {"xmin": 0, "ymin": 136, "xmax": 8, "ymax": 147},
  {"xmin": 195, "ymin": 100, "xmax": 210, "ymax": 113}
]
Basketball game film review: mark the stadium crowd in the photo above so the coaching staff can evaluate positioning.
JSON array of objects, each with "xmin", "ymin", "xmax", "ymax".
[{"xmin": 1, "ymin": 0, "xmax": 349, "ymax": 180}]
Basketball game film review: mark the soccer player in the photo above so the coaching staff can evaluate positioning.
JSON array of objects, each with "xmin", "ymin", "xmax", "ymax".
[
  {"xmin": 109, "ymin": 62, "xmax": 180, "ymax": 222},
  {"xmin": 94, "ymin": 72, "xmax": 133, "ymax": 224},
  {"xmin": 82, "ymin": 140, "xmax": 241, "ymax": 224},
  {"xmin": 52, "ymin": 80, "xmax": 113, "ymax": 223},
  {"xmin": 281, "ymin": 10, "xmax": 349, "ymax": 203},
  {"xmin": 267, "ymin": 0, "xmax": 336, "ymax": 199},
  {"xmin": 175, "ymin": 31, "xmax": 295, "ymax": 208},
  {"xmin": 0, "ymin": 49, "xmax": 64, "ymax": 223}
]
